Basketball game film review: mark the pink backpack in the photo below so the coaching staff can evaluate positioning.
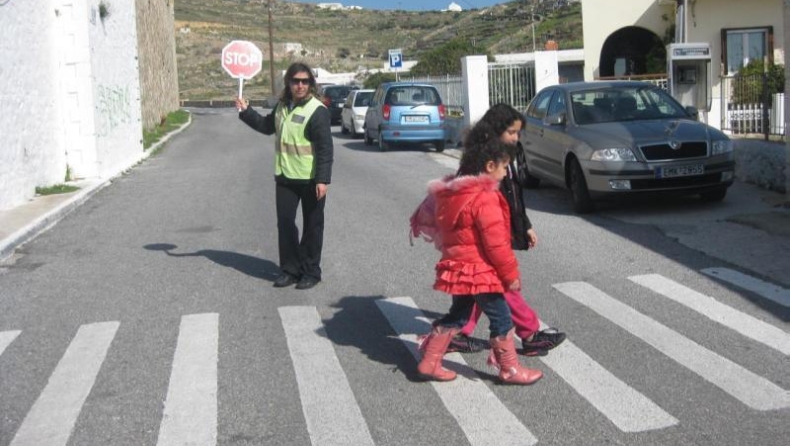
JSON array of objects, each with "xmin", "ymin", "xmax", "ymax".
[{"xmin": 409, "ymin": 193, "xmax": 442, "ymax": 249}]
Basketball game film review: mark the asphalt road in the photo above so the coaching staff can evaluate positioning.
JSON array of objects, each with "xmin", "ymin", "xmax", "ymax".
[{"xmin": 0, "ymin": 108, "xmax": 787, "ymax": 446}]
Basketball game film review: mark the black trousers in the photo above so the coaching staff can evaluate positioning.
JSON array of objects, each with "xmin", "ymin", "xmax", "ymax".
[{"xmin": 275, "ymin": 181, "xmax": 325, "ymax": 280}]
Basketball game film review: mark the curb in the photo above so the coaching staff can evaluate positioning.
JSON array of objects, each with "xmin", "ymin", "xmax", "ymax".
[{"xmin": 0, "ymin": 114, "xmax": 193, "ymax": 262}]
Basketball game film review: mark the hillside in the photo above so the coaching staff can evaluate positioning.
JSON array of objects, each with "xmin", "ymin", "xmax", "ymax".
[{"xmin": 174, "ymin": 0, "xmax": 582, "ymax": 100}]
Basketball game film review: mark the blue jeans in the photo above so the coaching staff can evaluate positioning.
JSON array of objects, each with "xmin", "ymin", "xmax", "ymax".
[{"xmin": 437, "ymin": 293, "xmax": 513, "ymax": 338}]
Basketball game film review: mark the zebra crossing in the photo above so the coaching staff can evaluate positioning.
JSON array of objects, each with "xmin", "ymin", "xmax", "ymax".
[{"xmin": 0, "ymin": 269, "xmax": 787, "ymax": 445}]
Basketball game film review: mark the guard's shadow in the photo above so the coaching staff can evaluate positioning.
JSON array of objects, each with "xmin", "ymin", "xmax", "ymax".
[
  {"xmin": 322, "ymin": 295, "xmax": 498, "ymax": 383},
  {"xmin": 143, "ymin": 243, "xmax": 280, "ymax": 282}
]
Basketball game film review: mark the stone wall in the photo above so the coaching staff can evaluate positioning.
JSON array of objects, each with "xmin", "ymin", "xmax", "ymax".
[
  {"xmin": 136, "ymin": 0, "xmax": 180, "ymax": 130},
  {"xmin": 733, "ymin": 139, "xmax": 787, "ymax": 193}
]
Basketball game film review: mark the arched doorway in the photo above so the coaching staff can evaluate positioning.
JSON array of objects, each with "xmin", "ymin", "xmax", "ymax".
[{"xmin": 599, "ymin": 27, "xmax": 666, "ymax": 78}]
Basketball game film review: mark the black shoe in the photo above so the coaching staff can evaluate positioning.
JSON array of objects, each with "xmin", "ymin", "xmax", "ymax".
[
  {"xmin": 273, "ymin": 273, "xmax": 298, "ymax": 288},
  {"xmin": 295, "ymin": 276, "xmax": 320, "ymax": 290},
  {"xmin": 445, "ymin": 334, "xmax": 482, "ymax": 353},
  {"xmin": 522, "ymin": 328, "xmax": 566, "ymax": 356}
]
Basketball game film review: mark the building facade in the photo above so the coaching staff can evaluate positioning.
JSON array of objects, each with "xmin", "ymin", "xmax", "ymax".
[{"xmin": 581, "ymin": 0, "xmax": 784, "ymax": 130}]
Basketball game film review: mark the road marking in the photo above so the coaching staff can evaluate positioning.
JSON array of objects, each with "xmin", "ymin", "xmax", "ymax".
[
  {"xmin": 554, "ymin": 282, "xmax": 790, "ymax": 411},
  {"xmin": 701, "ymin": 267, "xmax": 790, "ymax": 308},
  {"xmin": 538, "ymin": 337, "xmax": 678, "ymax": 432},
  {"xmin": 156, "ymin": 313, "xmax": 218, "ymax": 446},
  {"xmin": 376, "ymin": 297, "xmax": 538, "ymax": 446},
  {"xmin": 279, "ymin": 306, "xmax": 375, "ymax": 446},
  {"xmin": 630, "ymin": 274, "xmax": 790, "ymax": 355},
  {"xmin": 0, "ymin": 330, "xmax": 21, "ymax": 356},
  {"xmin": 10, "ymin": 321, "xmax": 119, "ymax": 446}
]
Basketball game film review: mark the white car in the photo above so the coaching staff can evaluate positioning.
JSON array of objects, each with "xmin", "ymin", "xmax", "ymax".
[{"xmin": 340, "ymin": 89, "xmax": 374, "ymax": 137}]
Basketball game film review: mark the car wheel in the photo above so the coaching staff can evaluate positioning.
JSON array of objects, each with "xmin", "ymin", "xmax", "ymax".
[
  {"xmin": 700, "ymin": 188, "xmax": 727, "ymax": 202},
  {"xmin": 435, "ymin": 140, "xmax": 445, "ymax": 152},
  {"xmin": 378, "ymin": 132, "xmax": 389, "ymax": 152},
  {"xmin": 340, "ymin": 121, "xmax": 349, "ymax": 135},
  {"xmin": 364, "ymin": 129, "xmax": 373, "ymax": 146},
  {"xmin": 568, "ymin": 158, "xmax": 595, "ymax": 214}
]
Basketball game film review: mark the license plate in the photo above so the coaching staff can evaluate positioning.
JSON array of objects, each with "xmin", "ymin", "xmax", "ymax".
[
  {"xmin": 656, "ymin": 164, "xmax": 704, "ymax": 178},
  {"xmin": 404, "ymin": 115, "xmax": 428, "ymax": 123}
]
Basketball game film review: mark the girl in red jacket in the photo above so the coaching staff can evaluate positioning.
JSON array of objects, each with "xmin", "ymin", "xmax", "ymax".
[
  {"xmin": 417, "ymin": 121, "xmax": 542, "ymax": 385},
  {"xmin": 450, "ymin": 104, "xmax": 566, "ymax": 356}
]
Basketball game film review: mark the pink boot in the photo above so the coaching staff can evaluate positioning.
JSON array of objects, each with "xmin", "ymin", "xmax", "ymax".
[
  {"xmin": 488, "ymin": 328, "xmax": 542, "ymax": 385},
  {"xmin": 417, "ymin": 326, "xmax": 458, "ymax": 382}
]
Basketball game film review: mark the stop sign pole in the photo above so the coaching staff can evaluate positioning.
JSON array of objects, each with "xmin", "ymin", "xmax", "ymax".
[{"xmin": 221, "ymin": 40, "xmax": 263, "ymax": 101}]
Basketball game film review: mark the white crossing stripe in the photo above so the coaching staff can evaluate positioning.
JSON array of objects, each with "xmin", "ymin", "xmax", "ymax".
[
  {"xmin": 554, "ymin": 282, "xmax": 790, "ymax": 411},
  {"xmin": 538, "ymin": 338, "xmax": 678, "ymax": 432},
  {"xmin": 156, "ymin": 313, "xmax": 218, "ymax": 446},
  {"xmin": 701, "ymin": 267, "xmax": 790, "ymax": 308},
  {"xmin": 630, "ymin": 274, "xmax": 790, "ymax": 355},
  {"xmin": 10, "ymin": 321, "xmax": 119, "ymax": 446},
  {"xmin": 376, "ymin": 297, "xmax": 538, "ymax": 446},
  {"xmin": 279, "ymin": 306, "xmax": 375, "ymax": 446},
  {"xmin": 0, "ymin": 330, "xmax": 21, "ymax": 356}
]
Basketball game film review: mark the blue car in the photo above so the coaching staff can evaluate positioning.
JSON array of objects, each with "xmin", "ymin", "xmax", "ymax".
[{"xmin": 363, "ymin": 82, "xmax": 447, "ymax": 152}]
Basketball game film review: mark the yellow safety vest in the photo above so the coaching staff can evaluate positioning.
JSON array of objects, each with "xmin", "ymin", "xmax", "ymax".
[{"xmin": 274, "ymin": 97, "xmax": 324, "ymax": 180}]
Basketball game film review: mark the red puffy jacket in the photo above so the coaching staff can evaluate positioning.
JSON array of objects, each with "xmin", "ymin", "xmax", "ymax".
[{"xmin": 428, "ymin": 174, "xmax": 519, "ymax": 295}]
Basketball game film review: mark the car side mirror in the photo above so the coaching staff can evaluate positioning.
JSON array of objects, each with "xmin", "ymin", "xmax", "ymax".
[
  {"xmin": 545, "ymin": 112, "xmax": 566, "ymax": 126},
  {"xmin": 685, "ymin": 106, "xmax": 699, "ymax": 121}
]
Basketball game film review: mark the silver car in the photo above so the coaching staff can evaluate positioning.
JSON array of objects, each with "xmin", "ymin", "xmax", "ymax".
[
  {"xmin": 521, "ymin": 81, "xmax": 735, "ymax": 213},
  {"xmin": 340, "ymin": 89, "xmax": 374, "ymax": 138}
]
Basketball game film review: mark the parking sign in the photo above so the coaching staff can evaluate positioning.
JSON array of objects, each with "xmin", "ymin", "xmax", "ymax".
[{"xmin": 388, "ymin": 49, "xmax": 403, "ymax": 69}]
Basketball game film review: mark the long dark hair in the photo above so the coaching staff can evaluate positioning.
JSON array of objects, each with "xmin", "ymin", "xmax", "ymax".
[
  {"xmin": 279, "ymin": 62, "xmax": 319, "ymax": 103},
  {"xmin": 479, "ymin": 103, "xmax": 525, "ymax": 137},
  {"xmin": 458, "ymin": 121, "xmax": 511, "ymax": 176}
]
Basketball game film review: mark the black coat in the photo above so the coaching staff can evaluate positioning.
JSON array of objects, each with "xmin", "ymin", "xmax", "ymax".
[{"xmin": 500, "ymin": 142, "xmax": 533, "ymax": 251}]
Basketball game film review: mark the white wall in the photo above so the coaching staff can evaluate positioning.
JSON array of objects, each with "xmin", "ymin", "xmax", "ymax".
[
  {"xmin": 0, "ymin": 0, "xmax": 143, "ymax": 210},
  {"xmin": 0, "ymin": 0, "xmax": 64, "ymax": 210}
]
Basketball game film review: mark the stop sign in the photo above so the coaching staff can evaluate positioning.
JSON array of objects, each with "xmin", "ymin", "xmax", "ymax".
[{"xmin": 221, "ymin": 40, "xmax": 263, "ymax": 80}]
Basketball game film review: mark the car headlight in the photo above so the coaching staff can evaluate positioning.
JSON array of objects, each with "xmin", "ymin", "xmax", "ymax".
[
  {"xmin": 591, "ymin": 148, "xmax": 637, "ymax": 162},
  {"xmin": 355, "ymin": 114, "xmax": 365, "ymax": 120},
  {"xmin": 712, "ymin": 139, "xmax": 733, "ymax": 155}
]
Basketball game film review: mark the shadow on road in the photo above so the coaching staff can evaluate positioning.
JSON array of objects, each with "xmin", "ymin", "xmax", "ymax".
[
  {"xmin": 321, "ymin": 295, "xmax": 499, "ymax": 383},
  {"xmin": 143, "ymin": 243, "xmax": 280, "ymax": 282}
]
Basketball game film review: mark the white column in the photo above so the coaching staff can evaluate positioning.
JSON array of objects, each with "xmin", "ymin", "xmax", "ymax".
[
  {"xmin": 535, "ymin": 50, "xmax": 560, "ymax": 93},
  {"xmin": 462, "ymin": 55, "xmax": 489, "ymax": 127}
]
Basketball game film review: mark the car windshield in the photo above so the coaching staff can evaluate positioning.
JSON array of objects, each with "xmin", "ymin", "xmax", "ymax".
[
  {"xmin": 324, "ymin": 87, "xmax": 351, "ymax": 99},
  {"xmin": 570, "ymin": 87, "xmax": 689, "ymax": 125},
  {"xmin": 385, "ymin": 86, "xmax": 441, "ymax": 106},
  {"xmin": 354, "ymin": 91, "xmax": 373, "ymax": 107}
]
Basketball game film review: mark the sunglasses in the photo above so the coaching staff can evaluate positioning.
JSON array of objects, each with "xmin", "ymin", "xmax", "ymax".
[{"xmin": 290, "ymin": 77, "xmax": 311, "ymax": 85}]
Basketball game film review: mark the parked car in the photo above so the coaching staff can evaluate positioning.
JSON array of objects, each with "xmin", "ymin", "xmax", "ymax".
[
  {"xmin": 319, "ymin": 85, "xmax": 357, "ymax": 125},
  {"xmin": 363, "ymin": 82, "xmax": 447, "ymax": 152},
  {"xmin": 520, "ymin": 81, "xmax": 735, "ymax": 213},
  {"xmin": 340, "ymin": 89, "xmax": 374, "ymax": 137}
]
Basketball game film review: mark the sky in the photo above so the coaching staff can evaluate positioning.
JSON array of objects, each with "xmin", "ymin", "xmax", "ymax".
[{"xmin": 288, "ymin": 0, "xmax": 510, "ymax": 12}]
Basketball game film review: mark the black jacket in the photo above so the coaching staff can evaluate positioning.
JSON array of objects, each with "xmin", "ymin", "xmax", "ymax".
[
  {"xmin": 500, "ymin": 141, "xmax": 533, "ymax": 250},
  {"xmin": 239, "ymin": 97, "xmax": 334, "ymax": 185}
]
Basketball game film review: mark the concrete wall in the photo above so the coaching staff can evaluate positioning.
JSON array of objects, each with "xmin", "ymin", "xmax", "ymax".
[
  {"xmin": 0, "ymin": 1, "xmax": 65, "ymax": 210},
  {"xmin": 0, "ymin": 0, "xmax": 177, "ymax": 211},
  {"xmin": 136, "ymin": 0, "xmax": 180, "ymax": 130}
]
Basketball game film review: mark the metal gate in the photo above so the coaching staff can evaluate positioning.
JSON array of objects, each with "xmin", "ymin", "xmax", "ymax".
[
  {"xmin": 721, "ymin": 74, "xmax": 785, "ymax": 137},
  {"xmin": 488, "ymin": 62, "xmax": 536, "ymax": 113}
]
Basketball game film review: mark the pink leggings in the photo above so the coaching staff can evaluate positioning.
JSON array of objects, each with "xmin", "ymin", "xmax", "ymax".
[{"xmin": 460, "ymin": 289, "xmax": 539, "ymax": 339}]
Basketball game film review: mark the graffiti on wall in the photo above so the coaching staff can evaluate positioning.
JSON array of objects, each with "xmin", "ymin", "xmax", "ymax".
[{"xmin": 96, "ymin": 84, "xmax": 132, "ymax": 137}]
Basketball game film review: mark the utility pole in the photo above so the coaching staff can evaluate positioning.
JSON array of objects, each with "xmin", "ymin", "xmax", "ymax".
[
  {"xmin": 268, "ymin": 0, "xmax": 276, "ymax": 97},
  {"xmin": 531, "ymin": 3, "xmax": 536, "ymax": 53}
]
